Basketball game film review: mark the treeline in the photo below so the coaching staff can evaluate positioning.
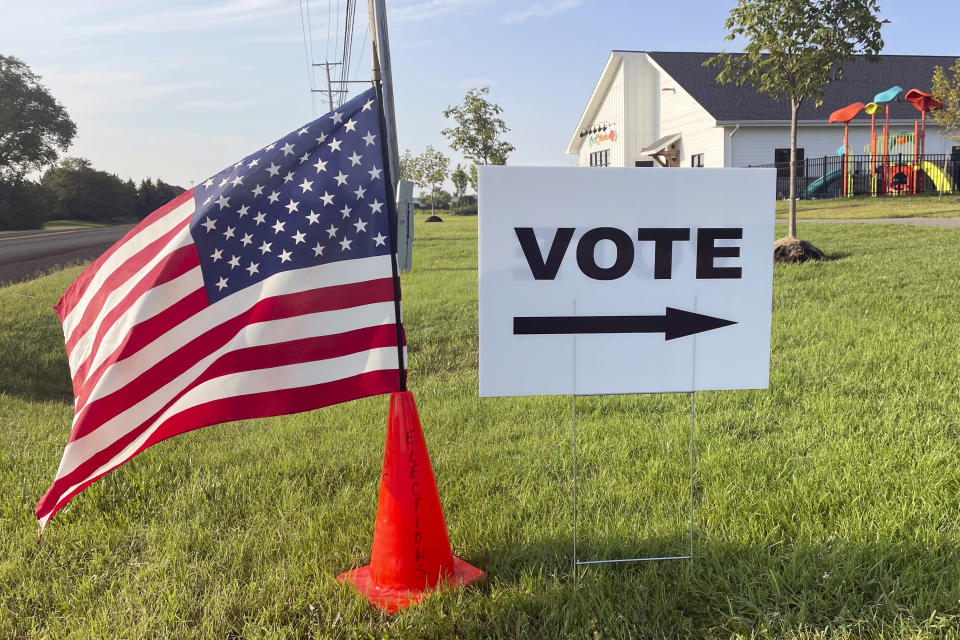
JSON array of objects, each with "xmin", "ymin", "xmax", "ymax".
[{"xmin": 0, "ymin": 157, "xmax": 184, "ymax": 230}]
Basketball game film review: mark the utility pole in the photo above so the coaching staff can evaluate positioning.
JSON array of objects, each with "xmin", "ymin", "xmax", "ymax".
[
  {"xmin": 311, "ymin": 61, "xmax": 342, "ymax": 112},
  {"xmin": 367, "ymin": 0, "xmax": 400, "ymax": 193}
]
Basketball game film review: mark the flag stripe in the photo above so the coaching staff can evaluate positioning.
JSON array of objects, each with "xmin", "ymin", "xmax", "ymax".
[
  {"xmin": 70, "ymin": 284, "xmax": 398, "ymax": 444},
  {"xmin": 59, "ymin": 195, "xmax": 195, "ymax": 335},
  {"xmin": 37, "ymin": 368, "xmax": 400, "ymax": 526},
  {"xmin": 40, "ymin": 347, "xmax": 400, "ymax": 520},
  {"xmin": 74, "ymin": 254, "xmax": 394, "ymax": 412}
]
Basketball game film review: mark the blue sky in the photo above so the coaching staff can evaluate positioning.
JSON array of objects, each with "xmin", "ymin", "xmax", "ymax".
[{"xmin": 2, "ymin": 1, "xmax": 958, "ymax": 190}]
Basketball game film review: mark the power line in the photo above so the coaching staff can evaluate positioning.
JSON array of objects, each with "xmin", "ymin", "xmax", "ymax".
[{"xmin": 298, "ymin": 0, "xmax": 317, "ymax": 117}]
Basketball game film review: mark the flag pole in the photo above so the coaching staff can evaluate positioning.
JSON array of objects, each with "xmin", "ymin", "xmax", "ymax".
[{"xmin": 368, "ymin": 0, "xmax": 406, "ymax": 391}]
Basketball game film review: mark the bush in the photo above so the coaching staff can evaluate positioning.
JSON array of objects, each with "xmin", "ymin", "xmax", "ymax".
[
  {"xmin": 0, "ymin": 179, "xmax": 51, "ymax": 230},
  {"xmin": 449, "ymin": 204, "xmax": 477, "ymax": 216}
]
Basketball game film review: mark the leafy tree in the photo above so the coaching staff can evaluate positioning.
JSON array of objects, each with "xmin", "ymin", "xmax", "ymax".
[
  {"xmin": 931, "ymin": 58, "xmax": 960, "ymax": 142},
  {"xmin": 420, "ymin": 189, "xmax": 452, "ymax": 211},
  {"xmin": 398, "ymin": 148, "xmax": 415, "ymax": 182},
  {"xmin": 42, "ymin": 157, "xmax": 137, "ymax": 222},
  {"xmin": 451, "ymin": 164, "xmax": 468, "ymax": 202},
  {"xmin": 0, "ymin": 55, "xmax": 76, "ymax": 182},
  {"xmin": 468, "ymin": 164, "xmax": 478, "ymax": 194},
  {"xmin": 441, "ymin": 87, "xmax": 515, "ymax": 167},
  {"xmin": 0, "ymin": 179, "xmax": 50, "ymax": 230},
  {"xmin": 705, "ymin": 0, "xmax": 885, "ymax": 246},
  {"xmin": 410, "ymin": 146, "xmax": 450, "ymax": 216}
]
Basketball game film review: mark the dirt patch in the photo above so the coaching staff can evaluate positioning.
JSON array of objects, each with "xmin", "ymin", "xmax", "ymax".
[
  {"xmin": 425, "ymin": 215, "xmax": 443, "ymax": 223},
  {"xmin": 773, "ymin": 236, "xmax": 824, "ymax": 263}
]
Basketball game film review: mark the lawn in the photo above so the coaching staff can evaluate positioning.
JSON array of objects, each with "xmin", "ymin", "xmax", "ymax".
[
  {"xmin": 775, "ymin": 193, "xmax": 960, "ymax": 219},
  {"xmin": 1, "ymin": 215, "xmax": 959, "ymax": 638}
]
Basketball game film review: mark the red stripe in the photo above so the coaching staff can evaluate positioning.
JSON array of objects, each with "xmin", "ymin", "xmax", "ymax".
[
  {"xmin": 37, "ymin": 361, "xmax": 402, "ymax": 522},
  {"xmin": 73, "ymin": 276, "xmax": 396, "ymax": 415},
  {"xmin": 69, "ymin": 246, "xmax": 200, "ymax": 396},
  {"xmin": 55, "ymin": 190, "xmax": 194, "ymax": 323},
  {"xmin": 63, "ymin": 216, "xmax": 193, "ymax": 352}
]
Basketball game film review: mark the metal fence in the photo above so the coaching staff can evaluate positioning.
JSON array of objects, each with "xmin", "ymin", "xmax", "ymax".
[{"xmin": 748, "ymin": 154, "xmax": 960, "ymax": 199}]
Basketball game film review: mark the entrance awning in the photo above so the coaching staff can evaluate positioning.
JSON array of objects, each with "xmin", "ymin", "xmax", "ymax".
[{"xmin": 639, "ymin": 133, "xmax": 681, "ymax": 156}]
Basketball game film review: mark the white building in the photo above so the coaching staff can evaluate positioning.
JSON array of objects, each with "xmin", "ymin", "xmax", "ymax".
[{"xmin": 567, "ymin": 51, "xmax": 959, "ymax": 182}]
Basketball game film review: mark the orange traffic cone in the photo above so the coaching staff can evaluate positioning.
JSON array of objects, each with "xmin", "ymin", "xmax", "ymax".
[{"xmin": 338, "ymin": 390, "xmax": 485, "ymax": 612}]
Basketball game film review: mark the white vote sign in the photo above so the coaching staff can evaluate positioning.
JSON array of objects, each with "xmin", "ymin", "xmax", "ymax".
[{"xmin": 478, "ymin": 166, "xmax": 775, "ymax": 397}]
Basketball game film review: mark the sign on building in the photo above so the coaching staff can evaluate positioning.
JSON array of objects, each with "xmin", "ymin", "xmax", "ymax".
[{"xmin": 478, "ymin": 166, "xmax": 775, "ymax": 397}]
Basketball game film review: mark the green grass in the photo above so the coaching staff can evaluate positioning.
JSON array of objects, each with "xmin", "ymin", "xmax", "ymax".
[
  {"xmin": 2, "ymin": 216, "xmax": 960, "ymax": 638},
  {"xmin": 775, "ymin": 194, "xmax": 960, "ymax": 219}
]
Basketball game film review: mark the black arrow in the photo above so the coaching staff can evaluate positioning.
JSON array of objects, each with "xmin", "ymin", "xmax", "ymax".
[{"xmin": 513, "ymin": 307, "xmax": 736, "ymax": 340}]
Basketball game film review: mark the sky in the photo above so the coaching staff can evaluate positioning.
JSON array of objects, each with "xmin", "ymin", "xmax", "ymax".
[{"xmin": 2, "ymin": 0, "xmax": 958, "ymax": 191}]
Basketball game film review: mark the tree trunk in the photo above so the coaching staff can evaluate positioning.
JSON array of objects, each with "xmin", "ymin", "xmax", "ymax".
[
  {"xmin": 431, "ymin": 184, "xmax": 436, "ymax": 215},
  {"xmin": 788, "ymin": 99, "xmax": 799, "ymax": 238}
]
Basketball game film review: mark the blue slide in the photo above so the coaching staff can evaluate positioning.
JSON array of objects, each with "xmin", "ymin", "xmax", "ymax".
[{"xmin": 805, "ymin": 169, "xmax": 844, "ymax": 198}]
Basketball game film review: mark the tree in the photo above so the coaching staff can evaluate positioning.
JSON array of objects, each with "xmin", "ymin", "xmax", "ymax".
[
  {"xmin": 42, "ymin": 157, "xmax": 137, "ymax": 222},
  {"xmin": 451, "ymin": 164, "xmax": 468, "ymax": 202},
  {"xmin": 468, "ymin": 164, "xmax": 478, "ymax": 194},
  {"xmin": 410, "ymin": 146, "xmax": 450, "ymax": 216},
  {"xmin": 441, "ymin": 87, "xmax": 515, "ymax": 167},
  {"xmin": 705, "ymin": 0, "xmax": 885, "ymax": 253},
  {"xmin": 931, "ymin": 58, "xmax": 960, "ymax": 142},
  {"xmin": 0, "ymin": 55, "xmax": 76, "ymax": 182},
  {"xmin": 398, "ymin": 148, "xmax": 415, "ymax": 182}
]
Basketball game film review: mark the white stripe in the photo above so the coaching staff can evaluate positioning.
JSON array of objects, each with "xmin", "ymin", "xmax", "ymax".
[
  {"xmin": 62, "ymin": 299, "xmax": 399, "ymax": 476},
  {"xmin": 76, "ymin": 253, "xmax": 394, "ymax": 411},
  {"xmin": 61, "ymin": 198, "xmax": 195, "ymax": 337},
  {"xmin": 51, "ymin": 345, "xmax": 399, "ymax": 499},
  {"xmin": 66, "ymin": 226, "xmax": 194, "ymax": 374}
]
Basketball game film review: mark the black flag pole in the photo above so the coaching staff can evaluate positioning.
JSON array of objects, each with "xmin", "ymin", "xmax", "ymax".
[{"xmin": 368, "ymin": 0, "xmax": 407, "ymax": 391}]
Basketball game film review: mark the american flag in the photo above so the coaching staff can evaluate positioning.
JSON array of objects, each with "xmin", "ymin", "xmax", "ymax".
[{"xmin": 37, "ymin": 87, "xmax": 405, "ymax": 529}]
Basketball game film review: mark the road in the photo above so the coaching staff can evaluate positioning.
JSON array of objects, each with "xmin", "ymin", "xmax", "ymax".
[{"xmin": 0, "ymin": 224, "xmax": 135, "ymax": 285}]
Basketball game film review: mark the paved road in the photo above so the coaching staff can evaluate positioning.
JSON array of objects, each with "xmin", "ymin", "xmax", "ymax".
[
  {"xmin": 797, "ymin": 217, "xmax": 960, "ymax": 227},
  {"xmin": 0, "ymin": 224, "xmax": 134, "ymax": 285}
]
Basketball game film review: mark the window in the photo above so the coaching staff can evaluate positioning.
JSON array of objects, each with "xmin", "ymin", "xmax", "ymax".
[
  {"xmin": 589, "ymin": 149, "xmax": 610, "ymax": 167},
  {"xmin": 774, "ymin": 148, "xmax": 805, "ymax": 177},
  {"xmin": 690, "ymin": 153, "xmax": 704, "ymax": 167},
  {"xmin": 634, "ymin": 160, "xmax": 654, "ymax": 167}
]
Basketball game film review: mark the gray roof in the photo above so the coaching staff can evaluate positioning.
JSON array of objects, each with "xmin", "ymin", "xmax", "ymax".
[{"xmin": 642, "ymin": 51, "xmax": 957, "ymax": 122}]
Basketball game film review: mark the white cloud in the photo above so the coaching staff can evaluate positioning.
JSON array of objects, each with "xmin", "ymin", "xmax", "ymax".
[{"xmin": 504, "ymin": 0, "xmax": 581, "ymax": 24}]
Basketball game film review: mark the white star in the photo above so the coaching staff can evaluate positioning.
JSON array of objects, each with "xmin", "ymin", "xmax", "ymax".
[
  {"xmin": 285, "ymin": 198, "xmax": 300, "ymax": 214},
  {"xmin": 320, "ymin": 191, "xmax": 335, "ymax": 206},
  {"xmin": 340, "ymin": 204, "xmax": 352, "ymax": 219},
  {"xmin": 297, "ymin": 126, "xmax": 309, "ymax": 136},
  {"xmin": 334, "ymin": 171, "xmax": 349, "ymax": 186},
  {"xmin": 251, "ymin": 184, "xmax": 264, "ymax": 197},
  {"xmin": 215, "ymin": 195, "xmax": 230, "ymax": 210},
  {"xmin": 210, "ymin": 248, "xmax": 223, "ymax": 262},
  {"xmin": 315, "ymin": 131, "xmax": 328, "ymax": 144},
  {"xmin": 259, "ymin": 241, "xmax": 272, "ymax": 254},
  {"xmin": 291, "ymin": 230, "xmax": 307, "ymax": 244},
  {"xmin": 237, "ymin": 204, "xmax": 250, "ymax": 217},
  {"xmin": 278, "ymin": 249, "xmax": 292, "ymax": 263},
  {"xmin": 233, "ymin": 160, "xmax": 243, "ymax": 169},
  {"xmin": 240, "ymin": 232, "xmax": 253, "ymax": 246},
  {"xmin": 343, "ymin": 118, "xmax": 357, "ymax": 132},
  {"xmin": 327, "ymin": 138, "xmax": 342, "ymax": 152},
  {"xmin": 202, "ymin": 217, "xmax": 217, "ymax": 232},
  {"xmin": 281, "ymin": 142, "xmax": 295, "ymax": 156},
  {"xmin": 246, "ymin": 261, "xmax": 260, "ymax": 275},
  {"xmin": 283, "ymin": 171, "xmax": 295, "ymax": 184},
  {"xmin": 266, "ymin": 163, "xmax": 280, "ymax": 177},
  {"xmin": 267, "ymin": 191, "xmax": 280, "ymax": 204},
  {"xmin": 354, "ymin": 185, "xmax": 367, "ymax": 200},
  {"xmin": 231, "ymin": 175, "xmax": 243, "ymax": 187},
  {"xmin": 264, "ymin": 143, "xmax": 276, "ymax": 151},
  {"xmin": 339, "ymin": 237, "xmax": 353, "ymax": 251},
  {"xmin": 313, "ymin": 157, "xmax": 328, "ymax": 173},
  {"xmin": 354, "ymin": 219, "xmax": 368, "ymax": 233},
  {"xmin": 369, "ymin": 199, "xmax": 384, "ymax": 214},
  {"xmin": 326, "ymin": 224, "xmax": 339, "ymax": 238},
  {"xmin": 228, "ymin": 255, "xmax": 241, "ymax": 269},
  {"xmin": 347, "ymin": 151, "xmax": 362, "ymax": 166},
  {"xmin": 219, "ymin": 177, "xmax": 229, "ymax": 187},
  {"xmin": 299, "ymin": 178, "xmax": 314, "ymax": 193},
  {"xmin": 215, "ymin": 276, "xmax": 229, "ymax": 291},
  {"xmin": 368, "ymin": 165, "xmax": 383, "ymax": 180},
  {"xmin": 329, "ymin": 110, "xmax": 343, "ymax": 124},
  {"xmin": 223, "ymin": 225, "xmax": 235, "ymax": 240},
  {"xmin": 312, "ymin": 242, "xmax": 325, "ymax": 257},
  {"xmin": 306, "ymin": 210, "xmax": 321, "ymax": 225},
  {"xmin": 299, "ymin": 152, "xmax": 310, "ymax": 164},
  {"xmin": 253, "ymin": 212, "xmax": 266, "ymax": 225},
  {"xmin": 203, "ymin": 196, "xmax": 213, "ymax": 206},
  {"xmin": 362, "ymin": 131, "xmax": 376, "ymax": 146},
  {"xmin": 362, "ymin": 98, "xmax": 374, "ymax": 111},
  {"xmin": 247, "ymin": 157, "xmax": 259, "ymax": 169},
  {"xmin": 272, "ymin": 219, "xmax": 286, "ymax": 234},
  {"xmin": 373, "ymin": 232, "xmax": 387, "ymax": 247},
  {"xmin": 202, "ymin": 178, "xmax": 214, "ymax": 188}
]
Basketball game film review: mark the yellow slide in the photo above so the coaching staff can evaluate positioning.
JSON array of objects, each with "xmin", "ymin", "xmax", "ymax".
[{"xmin": 918, "ymin": 160, "xmax": 957, "ymax": 193}]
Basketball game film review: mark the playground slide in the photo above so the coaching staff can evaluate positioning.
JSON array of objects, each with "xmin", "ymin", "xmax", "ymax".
[
  {"xmin": 918, "ymin": 160, "xmax": 957, "ymax": 193},
  {"xmin": 805, "ymin": 169, "xmax": 844, "ymax": 198}
]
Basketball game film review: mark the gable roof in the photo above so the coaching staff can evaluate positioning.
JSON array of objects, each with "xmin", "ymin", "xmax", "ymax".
[{"xmin": 643, "ymin": 51, "xmax": 956, "ymax": 122}]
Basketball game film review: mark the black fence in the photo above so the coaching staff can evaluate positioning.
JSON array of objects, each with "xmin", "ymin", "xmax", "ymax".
[{"xmin": 749, "ymin": 154, "xmax": 960, "ymax": 199}]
